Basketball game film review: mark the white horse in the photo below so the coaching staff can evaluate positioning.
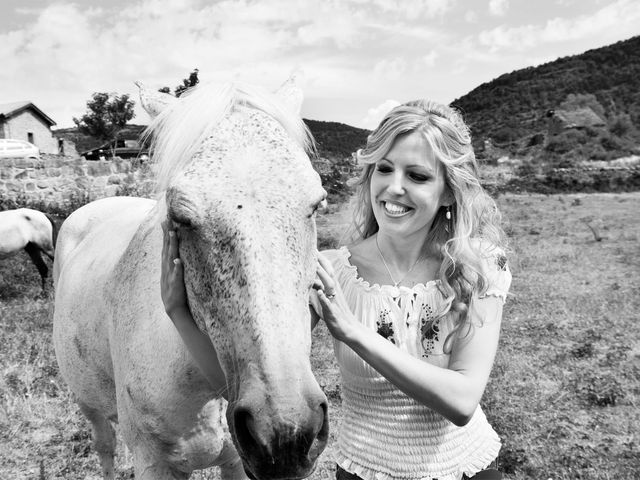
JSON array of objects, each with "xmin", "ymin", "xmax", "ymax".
[
  {"xmin": 0, "ymin": 207, "xmax": 57, "ymax": 292},
  {"xmin": 53, "ymin": 78, "xmax": 329, "ymax": 480}
]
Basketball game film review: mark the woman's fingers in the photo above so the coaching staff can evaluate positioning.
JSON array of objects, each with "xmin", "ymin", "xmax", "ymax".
[
  {"xmin": 317, "ymin": 252, "xmax": 335, "ymax": 277},
  {"xmin": 316, "ymin": 265, "xmax": 335, "ymax": 294},
  {"xmin": 317, "ymin": 289, "xmax": 332, "ymax": 305}
]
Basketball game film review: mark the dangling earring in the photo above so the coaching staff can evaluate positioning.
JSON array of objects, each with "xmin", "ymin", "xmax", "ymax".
[{"xmin": 445, "ymin": 207, "xmax": 452, "ymax": 233}]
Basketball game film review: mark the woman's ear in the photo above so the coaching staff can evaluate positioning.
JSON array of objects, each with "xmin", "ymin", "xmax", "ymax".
[{"xmin": 441, "ymin": 188, "xmax": 455, "ymax": 207}]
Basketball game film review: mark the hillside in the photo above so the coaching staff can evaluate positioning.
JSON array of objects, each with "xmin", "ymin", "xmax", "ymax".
[
  {"xmin": 304, "ymin": 119, "xmax": 369, "ymax": 159},
  {"xmin": 451, "ymin": 35, "xmax": 640, "ymax": 162},
  {"xmin": 54, "ymin": 119, "xmax": 368, "ymax": 160}
]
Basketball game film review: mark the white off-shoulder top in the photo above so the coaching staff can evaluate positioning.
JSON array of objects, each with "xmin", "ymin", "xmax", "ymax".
[{"xmin": 320, "ymin": 246, "xmax": 512, "ymax": 480}]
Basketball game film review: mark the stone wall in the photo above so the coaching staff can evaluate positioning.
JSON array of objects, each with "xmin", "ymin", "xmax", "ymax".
[{"xmin": 0, "ymin": 154, "xmax": 154, "ymax": 209}]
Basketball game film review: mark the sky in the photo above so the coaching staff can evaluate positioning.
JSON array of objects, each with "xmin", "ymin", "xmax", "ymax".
[{"xmin": 1, "ymin": 0, "xmax": 639, "ymax": 130}]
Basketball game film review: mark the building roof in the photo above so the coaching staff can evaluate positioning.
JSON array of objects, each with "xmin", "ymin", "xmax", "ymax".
[
  {"xmin": 550, "ymin": 107, "xmax": 605, "ymax": 129},
  {"xmin": 0, "ymin": 101, "xmax": 57, "ymax": 126}
]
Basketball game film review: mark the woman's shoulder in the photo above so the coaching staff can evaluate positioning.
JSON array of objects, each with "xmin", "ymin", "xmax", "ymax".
[
  {"xmin": 469, "ymin": 238, "xmax": 512, "ymax": 300},
  {"xmin": 319, "ymin": 246, "xmax": 349, "ymax": 262},
  {"xmin": 469, "ymin": 238, "xmax": 508, "ymax": 272}
]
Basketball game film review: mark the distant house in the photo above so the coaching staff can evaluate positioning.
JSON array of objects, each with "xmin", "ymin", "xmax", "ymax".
[
  {"xmin": 0, "ymin": 101, "xmax": 62, "ymax": 154},
  {"xmin": 546, "ymin": 107, "xmax": 606, "ymax": 136}
]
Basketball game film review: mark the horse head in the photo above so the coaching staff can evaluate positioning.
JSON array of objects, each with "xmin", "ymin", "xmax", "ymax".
[{"xmin": 138, "ymin": 77, "xmax": 328, "ymax": 480}]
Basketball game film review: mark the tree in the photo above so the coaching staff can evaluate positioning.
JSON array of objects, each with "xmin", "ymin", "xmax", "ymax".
[{"xmin": 73, "ymin": 92, "xmax": 135, "ymax": 158}]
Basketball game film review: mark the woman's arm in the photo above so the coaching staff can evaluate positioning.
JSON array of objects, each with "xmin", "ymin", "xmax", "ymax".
[
  {"xmin": 161, "ymin": 221, "xmax": 228, "ymax": 398},
  {"xmin": 315, "ymin": 254, "xmax": 503, "ymax": 426}
]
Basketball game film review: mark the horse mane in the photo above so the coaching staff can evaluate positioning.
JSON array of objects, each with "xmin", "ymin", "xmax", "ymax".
[{"xmin": 144, "ymin": 82, "xmax": 315, "ymax": 194}]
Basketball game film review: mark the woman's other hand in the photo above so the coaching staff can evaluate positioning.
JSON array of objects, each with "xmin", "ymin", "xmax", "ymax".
[
  {"xmin": 160, "ymin": 220, "xmax": 227, "ymax": 396},
  {"xmin": 314, "ymin": 252, "xmax": 359, "ymax": 342},
  {"xmin": 161, "ymin": 220, "xmax": 189, "ymax": 317}
]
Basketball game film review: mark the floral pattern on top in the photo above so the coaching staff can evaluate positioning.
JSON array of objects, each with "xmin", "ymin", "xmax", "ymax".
[
  {"xmin": 496, "ymin": 254, "xmax": 508, "ymax": 271},
  {"xmin": 419, "ymin": 303, "xmax": 440, "ymax": 358},
  {"xmin": 376, "ymin": 308, "xmax": 395, "ymax": 344}
]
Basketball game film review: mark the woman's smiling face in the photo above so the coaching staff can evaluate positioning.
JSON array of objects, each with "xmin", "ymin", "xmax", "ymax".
[{"xmin": 370, "ymin": 130, "xmax": 450, "ymax": 240}]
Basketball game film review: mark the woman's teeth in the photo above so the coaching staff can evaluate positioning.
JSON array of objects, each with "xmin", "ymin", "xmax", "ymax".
[{"xmin": 384, "ymin": 202, "xmax": 410, "ymax": 215}]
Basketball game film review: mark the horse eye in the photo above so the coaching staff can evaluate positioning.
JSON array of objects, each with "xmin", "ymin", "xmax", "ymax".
[{"xmin": 169, "ymin": 211, "xmax": 196, "ymax": 229}]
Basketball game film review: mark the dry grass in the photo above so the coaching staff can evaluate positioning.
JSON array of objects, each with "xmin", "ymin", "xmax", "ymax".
[{"xmin": 1, "ymin": 192, "xmax": 639, "ymax": 479}]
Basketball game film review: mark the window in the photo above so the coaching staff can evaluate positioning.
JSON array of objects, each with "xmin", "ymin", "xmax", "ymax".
[{"xmin": 28, "ymin": 132, "xmax": 34, "ymax": 144}]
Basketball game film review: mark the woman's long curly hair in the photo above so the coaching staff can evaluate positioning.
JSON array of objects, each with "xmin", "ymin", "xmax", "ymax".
[{"xmin": 350, "ymin": 100, "xmax": 507, "ymax": 351}]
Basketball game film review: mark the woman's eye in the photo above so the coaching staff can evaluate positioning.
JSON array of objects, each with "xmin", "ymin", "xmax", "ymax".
[
  {"xmin": 410, "ymin": 173, "xmax": 430, "ymax": 182},
  {"xmin": 376, "ymin": 165, "xmax": 392, "ymax": 173}
]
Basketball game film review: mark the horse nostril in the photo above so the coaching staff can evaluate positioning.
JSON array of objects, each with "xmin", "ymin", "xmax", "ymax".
[
  {"xmin": 233, "ymin": 407, "xmax": 261, "ymax": 456},
  {"xmin": 313, "ymin": 399, "xmax": 330, "ymax": 448}
]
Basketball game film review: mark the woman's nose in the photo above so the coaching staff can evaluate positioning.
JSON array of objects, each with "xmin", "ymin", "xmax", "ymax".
[{"xmin": 386, "ymin": 172, "xmax": 405, "ymax": 195}]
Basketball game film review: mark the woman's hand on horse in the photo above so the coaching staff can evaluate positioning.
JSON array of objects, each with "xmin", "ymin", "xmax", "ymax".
[
  {"xmin": 314, "ymin": 252, "xmax": 358, "ymax": 342},
  {"xmin": 161, "ymin": 220, "xmax": 189, "ymax": 317}
]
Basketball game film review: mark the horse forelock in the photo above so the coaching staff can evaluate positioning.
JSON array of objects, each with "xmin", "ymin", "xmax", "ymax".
[{"xmin": 145, "ymin": 81, "xmax": 315, "ymax": 195}]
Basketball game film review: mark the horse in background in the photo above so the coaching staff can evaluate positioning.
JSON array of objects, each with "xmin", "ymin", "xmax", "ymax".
[
  {"xmin": 0, "ymin": 208, "xmax": 57, "ymax": 293},
  {"xmin": 53, "ymin": 76, "xmax": 328, "ymax": 480}
]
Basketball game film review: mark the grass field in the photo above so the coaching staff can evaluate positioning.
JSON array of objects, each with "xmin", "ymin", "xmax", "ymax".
[{"xmin": 1, "ymin": 192, "xmax": 639, "ymax": 479}]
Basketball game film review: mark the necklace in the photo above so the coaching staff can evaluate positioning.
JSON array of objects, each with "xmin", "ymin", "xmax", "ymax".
[{"xmin": 375, "ymin": 236, "xmax": 423, "ymax": 287}]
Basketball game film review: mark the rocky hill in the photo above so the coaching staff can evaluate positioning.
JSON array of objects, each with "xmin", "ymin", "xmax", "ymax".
[
  {"xmin": 304, "ymin": 119, "xmax": 369, "ymax": 158},
  {"xmin": 451, "ymin": 35, "xmax": 640, "ymax": 163}
]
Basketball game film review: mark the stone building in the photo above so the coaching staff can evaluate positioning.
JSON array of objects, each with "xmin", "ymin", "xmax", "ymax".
[
  {"xmin": 546, "ymin": 107, "xmax": 606, "ymax": 136},
  {"xmin": 0, "ymin": 101, "xmax": 60, "ymax": 154}
]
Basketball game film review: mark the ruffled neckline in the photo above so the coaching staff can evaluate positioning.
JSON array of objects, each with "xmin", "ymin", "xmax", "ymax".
[{"xmin": 336, "ymin": 246, "xmax": 441, "ymax": 296}]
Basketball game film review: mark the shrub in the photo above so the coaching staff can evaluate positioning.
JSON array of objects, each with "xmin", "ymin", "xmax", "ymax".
[
  {"xmin": 545, "ymin": 130, "xmax": 587, "ymax": 155},
  {"xmin": 609, "ymin": 113, "xmax": 634, "ymax": 137},
  {"xmin": 600, "ymin": 132, "xmax": 624, "ymax": 151},
  {"xmin": 492, "ymin": 127, "xmax": 521, "ymax": 145},
  {"xmin": 0, "ymin": 191, "xmax": 91, "ymax": 219}
]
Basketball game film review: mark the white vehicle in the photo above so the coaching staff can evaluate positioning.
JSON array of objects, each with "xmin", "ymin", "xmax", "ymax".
[{"xmin": 0, "ymin": 139, "xmax": 40, "ymax": 159}]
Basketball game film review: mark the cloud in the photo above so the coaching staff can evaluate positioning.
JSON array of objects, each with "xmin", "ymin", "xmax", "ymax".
[
  {"xmin": 479, "ymin": 0, "xmax": 640, "ymax": 52},
  {"xmin": 422, "ymin": 50, "xmax": 439, "ymax": 67},
  {"xmin": 0, "ymin": 0, "xmax": 454, "ymax": 127},
  {"xmin": 348, "ymin": 0, "xmax": 455, "ymax": 19},
  {"xmin": 362, "ymin": 99, "xmax": 401, "ymax": 129},
  {"xmin": 489, "ymin": 0, "xmax": 509, "ymax": 16},
  {"xmin": 373, "ymin": 57, "xmax": 407, "ymax": 80},
  {"xmin": 1, "ymin": 0, "xmax": 637, "ymax": 130}
]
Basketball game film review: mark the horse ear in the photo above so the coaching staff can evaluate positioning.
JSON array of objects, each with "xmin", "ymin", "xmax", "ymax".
[
  {"xmin": 135, "ymin": 81, "xmax": 178, "ymax": 118},
  {"xmin": 274, "ymin": 71, "xmax": 304, "ymax": 115}
]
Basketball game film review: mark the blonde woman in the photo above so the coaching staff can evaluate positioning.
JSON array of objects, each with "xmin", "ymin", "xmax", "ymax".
[{"xmin": 162, "ymin": 100, "xmax": 511, "ymax": 480}]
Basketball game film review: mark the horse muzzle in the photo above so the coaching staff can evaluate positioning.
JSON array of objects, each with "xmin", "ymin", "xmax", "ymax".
[{"xmin": 229, "ymin": 382, "xmax": 329, "ymax": 480}]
